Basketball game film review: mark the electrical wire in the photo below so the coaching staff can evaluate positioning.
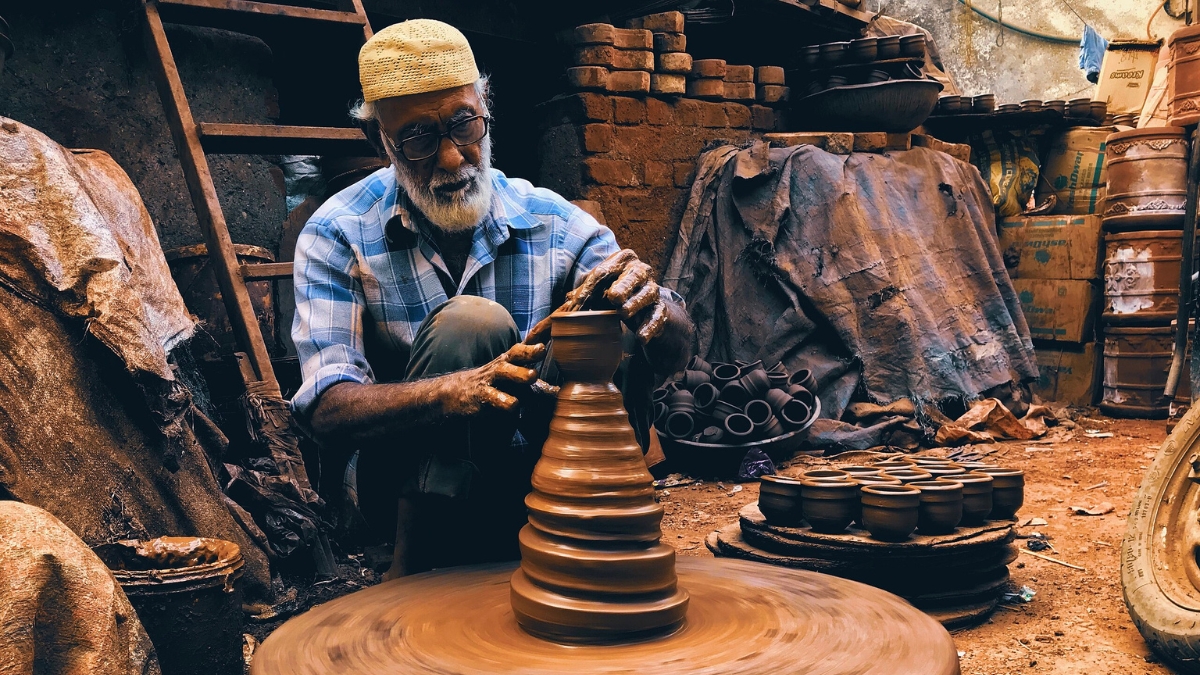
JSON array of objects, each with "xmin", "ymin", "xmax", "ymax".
[{"xmin": 957, "ymin": 0, "xmax": 1080, "ymax": 44}]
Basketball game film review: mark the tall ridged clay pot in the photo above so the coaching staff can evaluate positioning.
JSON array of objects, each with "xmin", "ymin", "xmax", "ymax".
[{"xmin": 511, "ymin": 310, "xmax": 689, "ymax": 643}]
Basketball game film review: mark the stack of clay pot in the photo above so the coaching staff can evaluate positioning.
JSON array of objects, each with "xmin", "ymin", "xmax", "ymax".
[
  {"xmin": 708, "ymin": 455, "xmax": 1021, "ymax": 628},
  {"xmin": 1099, "ymin": 127, "xmax": 1190, "ymax": 419},
  {"xmin": 653, "ymin": 356, "xmax": 817, "ymax": 445}
]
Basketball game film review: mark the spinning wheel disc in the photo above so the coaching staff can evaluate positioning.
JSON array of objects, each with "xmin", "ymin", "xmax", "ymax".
[{"xmin": 252, "ymin": 558, "xmax": 960, "ymax": 675}]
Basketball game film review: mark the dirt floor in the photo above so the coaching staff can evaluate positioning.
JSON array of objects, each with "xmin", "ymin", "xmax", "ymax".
[
  {"xmin": 658, "ymin": 415, "xmax": 1174, "ymax": 675},
  {"xmin": 251, "ymin": 414, "xmax": 1177, "ymax": 674}
]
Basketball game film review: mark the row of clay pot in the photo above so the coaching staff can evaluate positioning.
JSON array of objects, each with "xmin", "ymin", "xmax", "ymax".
[
  {"xmin": 653, "ymin": 356, "xmax": 818, "ymax": 444},
  {"xmin": 759, "ymin": 457, "xmax": 1024, "ymax": 542},
  {"xmin": 799, "ymin": 34, "xmax": 926, "ymax": 67}
]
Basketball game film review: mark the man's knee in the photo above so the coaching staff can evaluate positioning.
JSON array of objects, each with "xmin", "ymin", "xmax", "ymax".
[{"xmin": 406, "ymin": 296, "xmax": 520, "ymax": 379}]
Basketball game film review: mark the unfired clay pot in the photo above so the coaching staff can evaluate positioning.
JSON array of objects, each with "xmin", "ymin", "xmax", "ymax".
[
  {"xmin": 759, "ymin": 475, "xmax": 805, "ymax": 526},
  {"xmin": 977, "ymin": 467, "xmax": 1024, "ymax": 520},
  {"xmin": 861, "ymin": 484, "xmax": 921, "ymax": 542},
  {"xmin": 911, "ymin": 480, "xmax": 964, "ymax": 535},
  {"xmin": 801, "ymin": 469, "xmax": 850, "ymax": 482},
  {"xmin": 920, "ymin": 464, "xmax": 966, "ymax": 479},
  {"xmin": 949, "ymin": 472, "xmax": 994, "ymax": 524},
  {"xmin": 712, "ymin": 363, "xmax": 741, "ymax": 388},
  {"xmin": 881, "ymin": 469, "xmax": 933, "ymax": 484},
  {"xmin": 850, "ymin": 474, "xmax": 901, "ymax": 525},
  {"xmin": 838, "ymin": 465, "xmax": 883, "ymax": 477},
  {"xmin": 800, "ymin": 479, "xmax": 859, "ymax": 534}
]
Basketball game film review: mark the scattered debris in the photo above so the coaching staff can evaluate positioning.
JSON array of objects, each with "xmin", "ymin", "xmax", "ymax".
[
  {"xmin": 1084, "ymin": 430, "xmax": 1114, "ymax": 439},
  {"xmin": 1083, "ymin": 481, "xmax": 1108, "ymax": 491},
  {"xmin": 1020, "ymin": 548, "xmax": 1086, "ymax": 571},
  {"xmin": 1003, "ymin": 585, "xmax": 1037, "ymax": 604},
  {"xmin": 1069, "ymin": 502, "xmax": 1115, "ymax": 516},
  {"xmin": 654, "ymin": 474, "xmax": 698, "ymax": 489},
  {"xmin": 1025, "ymin": 446, "xmax": 1053, "ymax": 453},
  {"xmin": 727, "ymin": 485, "xmax": 743, "ymax": 496},
  {"xmin": 1021, "ymin": 517, "xmax": 1048, "ymax": 526}
]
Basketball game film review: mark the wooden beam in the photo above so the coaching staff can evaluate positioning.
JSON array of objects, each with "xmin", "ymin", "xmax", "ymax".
[
  {"xmin": 197, "ymin": 123, "xmax": 372, "ymax": 155},
  {"xmin": 156, "ymin": 0, "xmax": 366, "ymax": 33},
  {"xmin": 143, "ymin": 2, "xmax": 280, "ymax": 394},
  {"xmin": 242, "ymin": 262, "xmax": 294, "ymax": 281}
]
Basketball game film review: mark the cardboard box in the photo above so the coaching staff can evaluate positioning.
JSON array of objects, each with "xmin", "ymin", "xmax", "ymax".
[
  {"xmin": 1013, "ymin": 279, "xmax": 1099, "ymax": 343},
  {"xmin": 998, "ymin": 215, "xmax": 1103, "ymax": 280},
  {"xmin": 1032, "ymin": 340, "xmax": 1100, "ymax": 406},
  {"xmin": 1096, "ymin": 40, "xmax": 1161, "ymax": 115}
]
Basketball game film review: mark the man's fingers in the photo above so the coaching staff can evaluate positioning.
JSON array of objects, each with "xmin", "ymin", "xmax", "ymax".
[
  {"xmin": 481, "ymin": 386, "xmax": 519, "ymax": 412},
  {"xmin": 621, "ymin": 282, "xmax": 659, "ymax": 319},
  {"xmin": 636, "ymin": 301, "xmax": 669, "ymax": 344},
  {"xmin": 530, "ymin": 379, "xmax": 561, "ymax": 398},
  {"xmin": 505, "ymin": 342, "xmax": 546, "ymax": 366},
  {"xmin": 605, "ymin": 261, "xmax": 652, "ymax": 305},
  {"xmin": 493, "ymin": 361, "xmax": 539, "ymax": 386},
  {"xmin": 524, "ymin": 317, "xmax": 553, "ymax": 345},
  {"xmin": 595, "ymin": 249, "xmax": 638, "ymax": 277}
]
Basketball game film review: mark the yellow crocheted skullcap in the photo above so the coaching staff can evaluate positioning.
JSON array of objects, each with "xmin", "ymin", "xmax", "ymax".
[{"xmin": 359, "ymin": 19, "xmax": 480, "ymax": 102}]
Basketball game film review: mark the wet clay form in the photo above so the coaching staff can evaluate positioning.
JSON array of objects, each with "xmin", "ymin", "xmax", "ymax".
[
  {"xmin": 510, "ymin": 310, "xmax": 690, "ymax": 643},
  {"xmin": 250, "ymin": 316, "xmax": 960, "ymax": 673}
]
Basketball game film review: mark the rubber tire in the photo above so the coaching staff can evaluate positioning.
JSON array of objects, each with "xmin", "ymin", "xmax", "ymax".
[{"xmin": 1123, "ymin": 402, "xmax": 1200, "ymax": 673}]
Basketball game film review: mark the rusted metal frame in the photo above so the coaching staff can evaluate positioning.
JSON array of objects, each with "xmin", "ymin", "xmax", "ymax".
[
  {"xmin": 1165, "ymin": 125, "xmax": 1199, "ymax": 401},
  {"xmin": 142, "ymin": 1, "xmax": 281, "ymax": 395}
]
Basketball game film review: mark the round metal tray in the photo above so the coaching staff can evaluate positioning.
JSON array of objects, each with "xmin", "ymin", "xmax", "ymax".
[{"xmin": 658, "ymin": 399, "xmax": 821, "ymax": 479}]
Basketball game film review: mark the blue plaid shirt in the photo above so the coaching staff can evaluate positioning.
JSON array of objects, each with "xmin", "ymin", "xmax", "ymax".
[{"xmin": 290, "ymin": 167, "xmax": 621, "ymax": 420}]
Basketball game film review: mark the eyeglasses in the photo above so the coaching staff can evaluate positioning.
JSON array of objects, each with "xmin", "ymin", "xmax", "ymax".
[{"xmin": 385, "ymin": 115, "xmax": 490, "ymax": 162}]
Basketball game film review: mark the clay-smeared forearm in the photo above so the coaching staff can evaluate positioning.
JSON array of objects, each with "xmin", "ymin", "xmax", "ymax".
[
  {"xmin": 308, "ymin": 343, "xmax": 544, "ymax": 445},
  {"xmin": 641, "ymin": 298, "xmax": 694, "ymax": 375}
]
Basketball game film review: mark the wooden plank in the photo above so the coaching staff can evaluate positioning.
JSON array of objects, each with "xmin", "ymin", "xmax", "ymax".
[
  {"xmin": 197, "ymin": 123, "xmax": 372, "ymax": 155},
  {"xmin": 242, "ymin": 261, "xmax": 294, "ymax": 281},
  {"xmin": 156, "ymin": 0, "xmax": 366, "ymax": 34},
  {"xmin": 143, "ymin": 2, "xmax": 280, "ymax": 394},
  {"xmin": 344, "ymin": 0, "xmax": 373, "ymax": 40}
]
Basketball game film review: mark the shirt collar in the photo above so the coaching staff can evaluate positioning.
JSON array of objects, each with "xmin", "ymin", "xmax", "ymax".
[{"xmin": 382, "ymin": 168, "xmax": 540, "ymax": 245}]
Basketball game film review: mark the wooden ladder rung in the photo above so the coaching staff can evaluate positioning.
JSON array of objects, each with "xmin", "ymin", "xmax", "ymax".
[
  {"xmin": 156, "ymin": 0, "xmax": 366, "ymax": 33},
  {"xmin": 197, "ymin": 123, "xmax": 372, "ymax": 155},
  {"xmin": 242, "ymin": 261, "xmax": 293, "ymax": 281}
]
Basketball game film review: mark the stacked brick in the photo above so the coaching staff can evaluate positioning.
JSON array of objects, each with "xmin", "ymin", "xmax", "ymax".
[
  {"xmin": 569, "ymin": 23, "xmax": 654, "ymax": 94},
  {"xmin": 637, "ymin": 12, "xmax": 690, "ymax": 95}
]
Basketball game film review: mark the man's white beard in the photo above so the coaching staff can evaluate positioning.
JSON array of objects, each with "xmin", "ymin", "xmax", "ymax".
[{"xmin": 389, "ymin": 135, "xmax": 494, "ymax": 233}]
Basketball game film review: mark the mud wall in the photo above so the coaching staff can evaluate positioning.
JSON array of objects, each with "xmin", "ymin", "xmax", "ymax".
[
  {"xmin": 538, "ymin": 93, "xmax": 784, "ymax": 273},
  {"xmin": 0, "ymin": 4, "xmax": 286, "ymax": 255}
]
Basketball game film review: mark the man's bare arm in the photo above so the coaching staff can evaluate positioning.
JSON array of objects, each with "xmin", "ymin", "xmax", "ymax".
[{"xmin": 309, "ymin": 343, "xmax": 545, "ymax": 445}]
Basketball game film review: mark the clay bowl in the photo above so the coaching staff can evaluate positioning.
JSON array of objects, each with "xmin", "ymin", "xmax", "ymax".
[
  {"xmin": 861, "ymin": 484, "xmax": 921, "ymax": 542},
  {"xmin": 910, "ymin": 456, "xmax": 953, "ymax": 465},
  {"xmin": 682, "ymin": 369, "xmax": 711, "ymax": 389},
  {"xmin": 693, "ymin": 382, "xmax": 720, "ymax": 415},
  {"xmin": 826, "ymin": 75, "xmax": 849, "ymax": 89},
  {"xmin": 977, "ymin": 467, "xmax": 1025, "ymax": 520},
  {"xmin": 779, "ymin": 399, "xmax": 812, "ymax": 429},
  {"xmin": 956, "ymin": 461, "xmax": 999, "ymax": 471},
  {"xmin": 865, "ymin": 69, "xmax": 891, "ymax": 84},
  {"xmin": 687, "ymin": 356, "xmax": 714, "ymax": 377},
  {"xmin": 764, "ymin": 389, "xmax": 792, "ymax": 415},
  {"xmin": 937, "ymin": 95, "xmax": 960, "ymax": 115},
  {"xmin": 788, "ymin": 386, "xmax": 815, "ymax": 408},
  {"xmin": 666, "ymin": 389, "xmax": 696, "ymax": 414},
  {"xmin": 739, "ymin": 369, "xmax": 771, "ymax": 399},
  {"xmin": 711, "ymin": 363, "xmax": 741, "ymax": 388},
  {"xmin": 719, "ymin": 381, "xmax": 752, "ymax": 408},
  {"xmin": 800, "ymin": 479, "xmax": 860, "ymax": 534},
  {"xmin": 1045, "ymin": 99, "xmax": 1066, "ymax": 114},
  {"xmin": 652, "ymin": 387, "xmax": 671, "ymax": 404},
  {"xmin": 737, "ymin": 360, "xmax": 765, "ymax": 374},
  {"xmin": 871, "ymin": 459, "xmax": 913, "ymax": 471},
  {"xmin": 911, "ymin": 480, "xmax": 964, "ymax": 535},
  {"xmin": 996, "ymin": 103, "xmax": 1019, "ymax": 114},
  {"xmin": 759, "ymin": 475, "xmax": 806, "ymax": 526},
  {"xmin": 801, "ymin": 45, "xmax": 821, "ymax": 67},
  {"xmin": 711, "ymin": 399, "xmax": 741, "ymax": 423},
  {"xmin": 848, "ymin": 37, "xmax": 878, "ymax": 63},
  {"xmin": 794, "ymin": 78, "xmax": 943, "ymax": 133},
  {"xmin": 972, "ymin": 94, "xmax": 995, "ymax": 113},
  {"xmin": 920, "ymin": 464, "xmax": 966, "ymax": 479},
  {"xmin": 876, "ymin": 35, "xmax": 901, "ymax": 59},
  {"xmin": 838, "ymin": 465, "xmax": 883, "ymax": 478},
  {"xmin": 898, "ymin": 34, "xmax": 925, "ymax": 58},
  {"xmin": 787, "ymin": 369, "xmax": 817, "ymax": 392},
  {"xmin": 881, "ymin": 468, "xmax": 933, "ymax": 484},
  {"xmin": 1019, "ymin": 99, "xmax": 1043, "ymax": 113},
  {"xmin": 948, "ymin": 472, "xmax": 994, "ymax": 524},
  {"xmin": 1089, "ymin": 100, "xmax": 1108, "ymax": 123},
  {"xmin": 724, "ymin": 413, "xmax": 755, "ymax": 441},
  {"xmin": 850, "ymin": 474, "xmax": 901, "ymax": 524},
  {"xmin": 1067, "ymin": 97, "xmax": 1091, "ymax": 117},
  {"xmin": 665, "ymin": 410, "xmax": 696, "ymax": 440},
  {"xmin": 820, "ymin": 41, "xmax": 850, "ymax": 65},
  {"xmin": 801, "ymin": 469, "xmax": 850, "ymax": 482}
]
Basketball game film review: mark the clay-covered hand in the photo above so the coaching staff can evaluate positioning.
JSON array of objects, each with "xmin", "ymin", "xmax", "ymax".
[{"xmin": 439, "ymin": 342, "xmax": 545, "ymax": 414}]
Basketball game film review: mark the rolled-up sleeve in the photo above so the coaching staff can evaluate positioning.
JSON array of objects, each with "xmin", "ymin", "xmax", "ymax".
[{"xmin": 290, "ymin": 217, "xmax": 375, "ymax": 421}]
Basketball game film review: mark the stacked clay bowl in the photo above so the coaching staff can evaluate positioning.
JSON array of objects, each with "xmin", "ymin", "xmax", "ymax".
[
  {"xmin": 706, "ymin": 456, "xmax": 1022, "ymax": 628},
  {"xmin": 655, "ymin": 357, "xmax": 821, "ymax": 477}
]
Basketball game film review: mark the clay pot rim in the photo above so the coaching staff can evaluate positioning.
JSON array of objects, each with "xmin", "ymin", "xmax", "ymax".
[
  {"xmin": 853, "ymin": 475, "xmax": 902, "ymax": 485},
  {"xmin": 838, "ymin": 466, "xmax": 883, "ymax": 474},
  {"xmin": 976, "ymin": 467, "xmax": 1024, "ymax": 477},
  {"xmin": 862, "ymin": 484, "xmax": 920, "ymax": 495},
  {"xmin": 949, "ymin": 472, "xmax": 995, "ymax": 485},
  {"xmin": 801, "ymin": 469, "xmax": 851, "ymax": 480},
  {"xmin": 800, "ymin": 478, "xmax": 861, "ymax": 493},
  {"xmin": 1107, "ymin": 126, "xmax": 1188, "ymax": 142},
  {"xmin": 911, "ymin": 480, "xmax": 963, "ymax": 493},
  {"xmin": 761, "ymin": 474, "xmax": 805, "ymax": 485},
  {"xmin": 910, "ymin": 457, "xmax": 954, "ymax": 465},
  {"xmin": 881, "ymin": 469, "xmax": 933, "ymax": 478}
]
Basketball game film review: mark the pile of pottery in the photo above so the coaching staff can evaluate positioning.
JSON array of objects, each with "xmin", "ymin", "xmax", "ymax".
[
  {"xmin": 653, "ymin": 357, "xmax": 818, "ymax": 444},
  {"xmin": 935, "ymin": 96, "xmax": 1108, "ymax": 123},
  {"xmin": 797, "ymin": 35, "xmax": 927, "ymax": 95},
  {"xmin": 707, "ymin": 455, "xmax": 1022, "ymax": 628}
]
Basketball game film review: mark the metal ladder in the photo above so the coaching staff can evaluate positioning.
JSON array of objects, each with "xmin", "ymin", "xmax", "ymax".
[{"xmin": 140, "ymin": 0, "xmax": 374, "ymax": 395}]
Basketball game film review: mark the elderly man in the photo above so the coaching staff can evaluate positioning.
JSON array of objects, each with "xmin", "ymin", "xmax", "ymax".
[{"xmin": 291, "ymin": 19, "xmax": 692, "ymax": 577}]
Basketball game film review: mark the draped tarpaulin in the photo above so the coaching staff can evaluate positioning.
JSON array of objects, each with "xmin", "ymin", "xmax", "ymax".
[{"xmin": 662, "ymin": 141, "xmax": 1037, "ymax": 436}]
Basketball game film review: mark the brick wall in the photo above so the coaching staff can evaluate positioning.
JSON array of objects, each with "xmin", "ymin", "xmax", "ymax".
[{"xmin": 537, "ymin": 92, "xmax": 784, "ymax": 273}]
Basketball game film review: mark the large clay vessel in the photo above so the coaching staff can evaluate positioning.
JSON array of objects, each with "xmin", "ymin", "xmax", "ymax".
[{"xmin": 510, "ymin": 310, "xmax": 689, "ymax": 643}]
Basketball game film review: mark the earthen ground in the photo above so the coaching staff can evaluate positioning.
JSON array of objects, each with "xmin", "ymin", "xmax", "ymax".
[{"xmin": 659, "ymin": 416, "xmax": 1174, "ymax": 675}]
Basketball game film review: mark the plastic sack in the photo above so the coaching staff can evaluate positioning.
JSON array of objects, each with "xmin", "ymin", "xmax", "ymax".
[
  {"xmin": 736, "ymin": 449, "xmax": 776, "ymax": 481},
  {"xmin": 969, "ymin": 129, "xmax": 1042, "ymax": 217}
]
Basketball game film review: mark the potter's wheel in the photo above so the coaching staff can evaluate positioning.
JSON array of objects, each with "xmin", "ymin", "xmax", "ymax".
[{"xmin": 251, "ymin": 557, "xmax": 960, "ymax": 675}]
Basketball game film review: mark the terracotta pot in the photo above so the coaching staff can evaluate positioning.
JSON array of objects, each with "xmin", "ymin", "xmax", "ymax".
[
  {"xmin": 801, "ymin": 45, "xmax": 820, "ymax": 67},
  {"xmin": 948, "ymin": 472, "xmax": 994, "ymax": 524},
  {"xmin": 911, "ymin": 480, "xmax": 964, "ymax": 535},
  {"xmin": 861, "ymin": 484, "xmax": 921, "ymax": 542},
  {"xmin": 682, "ymin": 369, "xmax": 711, "ymax": 389},
  {"xmin": 788, "ymin": 386, "xmax": 815, "ymax": 408},
  {"xmin": 881, "ymin": 468, "xmax": 933, "ymax": 484},
  {"xmin": 871, "ymin": 459, "xmax": 912, "ymax": 470},
  {"xmin": 977, "ymin": 467, "xmax": 1025, "ymax": 519},
  {"xmin": 739, "ymin": 369, "xmax": 771, "ymax": 398},
  {"xmin": 972, "ymin": 94, "xmax": 995, "ymax": 113},
  {"xmin": 686, "ymin": 356, "xmax": 714, "ymax": 377},
  {"xmin": 898, "ymin": 34, "xmax": 925, "ymax": 58},
  {"xmin": 910, "ymin": 457, "xmax": 953, "ymax": 466},
  {"xmin": 666, "ymin": 389, "xmax": 695, "ymax": 413},
  {"xmin": 692, "ymin": 382, "xmax": 719, "ymax": 414},
  {"xmin": 767, "ymin": 361, "xmax": 788, "ymax": 377},
  {"xmin": 764, "ymin": 388, "xmax": 792, "ymax": 415},
  {"xmin": 711, "ymin": 400, "xmax": 742, "ymax": 423},
  {"xmin": 937, "ymin": 95, "xmax": 961, "ymax": 115},
  {"xmin": 652, "ymin": 387, "xmax": 671, "ymax": 404},
  {"xmin": 838, "ymin": 465, "xmax": 883, "ymax": 477},
  {"xmin": 759, "ymin": 475, "xmax": 805, "ymax": 526},
  {"xmin": 1103, "ymin": 127, "xmax": 1189, "ymax": 231},
  {"xmin": 1067, "ymin": 97, "xmax": 1091, "ymax": 118},
  {"xmin": 801, "ymin": 469, "xmax": 850, "ymax": 482},
  {"xmin": 665, "ymin": 411, "xmax": 696, "ymax": 440},
  {"xmin": 711, "ymin": 363, "xmax": 741, "ymax": 388},
  {"xmin": 997, "ymin": 103, "xmax": 1019, "ymax": 113},
  {"xmin": 956, "ymin": 461, "xmax": 1000, "ymax": 472},
  {"xmin": 719, "ymin": 381, "xmax": 751, "ymax": 407},
  {"xmin": 1170, "ymin": 25, "xmax": 1200, "ymax": 126},
  {"xmin": 800, "ymin": 479, "xmax": 859, "ymax": 534},
  {"xmin": 850, "ymin": 474, "xmax": 901, "ymax": 525},
  {"xmin": 779, "ymin": 399, "xmax": 812, "ymax": 428},
  {"xmin": 849, "ymin": 37, "xmax": 877, "ymax": 63},
  {"xmin": 724, "ymin": 413, "xmax": 755, "ymax": 440},
  {"xmin": 744, "ymin": 400, "xmax": 783, "ymax": 438},
  {"xmin": 737, "ymin": 360, "xmax": 765, "ymax": 374},
  {"xmin": 698, "ymin": 426, "xmax": 725, "ymax": 444},
  {"xmin": 920, "ymin": 464, "xmax": 966, "ymax": 479},
  {"xmin": 1089, "ymin": 100, "xmax": 1108, "ymax": 123},
  {"xmin": 1045, "ymin": 99, "xmax": 1066, "ymax": 114},
  {"xmin": 1020, "ymin": 99, "xmax": 1044, "ymax": 113},
  {"xmin": 820, "ymin": 41, "xmax": 849, "ymax": 65},
  {"xmin": 876, "ymin": 35, "xmax": 900, "ymax": 59},
  {"xmin": 787, "ymin": 369, "xmax": 817, "ymax": 392},
  {"xmin": 866, "ymin": 69, "xmax": 891, "ymax": 84}
]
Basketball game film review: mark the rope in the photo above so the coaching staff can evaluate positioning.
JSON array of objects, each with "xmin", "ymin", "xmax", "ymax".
[{"xmin": 957, "ymin": 0, "xmax": 1081, "ymax": 44}]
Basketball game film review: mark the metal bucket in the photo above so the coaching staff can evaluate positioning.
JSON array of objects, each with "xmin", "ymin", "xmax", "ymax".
[
  {"xmin": 165, "ymin": 244, "xmax": 278, "ymax": 359},
  {"xmin": 1103, "ymin": 230, "xmax": 1182, "ymax": 325},
  {"xmin": 1169, "ymin": 25, "xmax": 1200, "ymax": 127},
  {"xmin": 94, "ymin": 537, "xmax": 245, "ymax": 675},
  {"xmin": 1102, "ymin": 127, "xmax": 1189, "ymax": 231},
  {"xmin": 1100, "ymin": 325, "xmax": 1172, "ymax": 419}
]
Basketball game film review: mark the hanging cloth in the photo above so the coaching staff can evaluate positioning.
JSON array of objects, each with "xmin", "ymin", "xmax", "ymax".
[{"xmin": 1079, "ymin": 25, "xmax": 1108, "ymax": 83}]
